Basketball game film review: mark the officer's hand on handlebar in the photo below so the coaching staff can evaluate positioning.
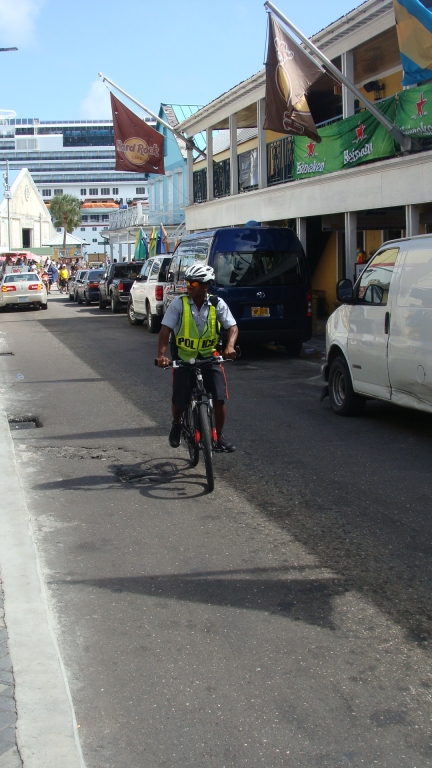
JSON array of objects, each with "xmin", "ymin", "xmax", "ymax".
[
  {"xmin": 157, "ymin": 355, "xmax": 171, "ymax": 368},
  {"xmin": 223, "ymin": 345, "xmax": 237, "ymax": 360}
]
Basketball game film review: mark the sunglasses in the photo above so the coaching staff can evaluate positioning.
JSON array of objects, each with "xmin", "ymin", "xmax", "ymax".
[{"xmin": 186, "ymin": 280, "xmax": 201, "ymax": 287}]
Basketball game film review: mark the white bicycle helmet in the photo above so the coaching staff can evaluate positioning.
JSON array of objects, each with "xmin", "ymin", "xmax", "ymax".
[{"xmin": 184, "ymin": 262, "xmax": 215, "ymax": 283}]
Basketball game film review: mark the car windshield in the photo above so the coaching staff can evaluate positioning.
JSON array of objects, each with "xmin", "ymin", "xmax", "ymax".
[
  {"xmin": 88, "ymin": 270, "xmax": 104, "ymax": 279},
  {"xmin": 4, "ymin": 273, "xmax": 39, "ymax": 283},
  {"xmin": 213, "ymin": 251, "xmax": 305, "ymax": 287}
]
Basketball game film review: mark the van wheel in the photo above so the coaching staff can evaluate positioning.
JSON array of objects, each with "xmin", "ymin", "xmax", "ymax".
[
  {"xmin": 146, "ymin": 302, "xmax": 161, "ymax": 333},
  {"xmin": 328, "ymin": 356, "xmax": 365, "ymax": 416}
]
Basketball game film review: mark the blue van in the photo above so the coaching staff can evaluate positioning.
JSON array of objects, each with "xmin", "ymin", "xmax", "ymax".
[{"xmin": 164, "ymin": 227, "xmax": 312, "ymax": 354}]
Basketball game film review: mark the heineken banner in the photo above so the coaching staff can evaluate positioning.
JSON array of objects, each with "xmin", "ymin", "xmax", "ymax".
[
  {"xmin": 293, "ymin": 96, "xmax": 396, "ymax": 179},
  {"xmin": 395, "ymin": 83, "xmax": 432, "ymax": 136}
]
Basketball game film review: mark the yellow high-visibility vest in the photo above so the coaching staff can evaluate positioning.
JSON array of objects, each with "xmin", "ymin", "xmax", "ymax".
[{"xmin": 175, "ymin": 295, "xmax": 219, "ymax": 361}]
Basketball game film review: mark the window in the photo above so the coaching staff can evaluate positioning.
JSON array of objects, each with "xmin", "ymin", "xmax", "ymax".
[
  {"xmin": 174, "ymin": 239, "xmax": 212, "ymax": 281},
  {"xmin": 92, "ymin": 227, "xmax": 97, "ymax": 231},
  {"xmin": 101, "ymin": 187, "xmax": 110, "ymax": 195},
  {"xmin": 80, "ymin": 227, "xmax": 85, "ymax": 231},
  {"xmin": 136, "ymin": 187, "xmax": 146, "ymax": 194},
  {"xmin": 214, "ymin": 251, "xmax": 304, "ymax": 288},
  {"xmin": 42, "ymin": 189, "xmax": 51, "ymax": 197},
  {"xmin": 112, "ymin": 187, "xmax": 119, "ymax": 195},
  {"xmin": 81, "ymin": 215, "xmax": 88, "ymax": 222},
  {"xmin": 357, "ymin": 248, "xmax": 399, "ymax": 306},
  {"xmin": 80, "ymin": 188, "xmax": 87, "ymax": 196},
  {"xmin": 53, "ymin": 189, "xmax": 63, "ymax": 196},
  {"xmin": 102, "ymin": 214, "xmax": 109, "ymax": 221},
  {"xmin": 89, "ymin": 188, "xmax": 98, "ymax": 195},
  {"xmin": 140, "ymin": 261, "xmax": 152, "ymax": 280},
  {"xmin": 92, "ymin": 239, "xmax": 97, "ymax": 243},
  {"xmin": 103, "ymin": 226, "xmax": 108, "ymax": 230},
  {"xmin": 56, "ymin": 227, "xmax": 62, "ymax": 232},
  {"xmin": 398, "ymin": 246, "xmax": 432, "ymax": 308},
  {"xmin": 90, "ymin": 215, "xmax": 99, "ymax": 221}
]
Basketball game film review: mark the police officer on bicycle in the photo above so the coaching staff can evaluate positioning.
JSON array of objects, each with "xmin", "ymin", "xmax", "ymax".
[{"xmin": 157, "ymin": 262, "xmax": 238, "ymax": 452}]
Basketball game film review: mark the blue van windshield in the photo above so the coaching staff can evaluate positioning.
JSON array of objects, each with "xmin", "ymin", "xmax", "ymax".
[{"xmin": 214, "ymin": 251, "xmax": 304, "ymax": 287}]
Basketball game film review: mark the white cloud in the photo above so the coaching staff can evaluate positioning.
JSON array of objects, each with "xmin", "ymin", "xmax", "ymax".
[
  {"xmin": 80, "ymin": 79, "xmax": 112, "ymax": 120},
  {"xmin": 0, "ymin": 0, "xmax": 45, "ymax": 47}
]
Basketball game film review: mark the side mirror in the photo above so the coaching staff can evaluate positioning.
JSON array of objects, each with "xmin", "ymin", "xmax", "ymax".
[
  {"xmin": 167, "ymin": 271, "xmax": 174, "ymax": 282},
  {"xmin": 336, "ymin": 278, "xmax": 354, "ymax": 303}
]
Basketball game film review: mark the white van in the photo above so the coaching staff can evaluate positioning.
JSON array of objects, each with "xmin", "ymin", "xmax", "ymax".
[{"xmin": 323, "ymin": 234, "xmax": 432, "ymax": 416}]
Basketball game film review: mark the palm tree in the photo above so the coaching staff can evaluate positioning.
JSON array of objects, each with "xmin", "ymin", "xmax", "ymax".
[{"xmin": 49, "ymin": 194, "xmax": 81, "ymax": 261}]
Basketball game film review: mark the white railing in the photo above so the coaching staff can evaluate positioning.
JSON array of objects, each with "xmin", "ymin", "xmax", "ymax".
[{"xmin": 108, "ymin": 203, "xmax": 149, "ymax": 230}]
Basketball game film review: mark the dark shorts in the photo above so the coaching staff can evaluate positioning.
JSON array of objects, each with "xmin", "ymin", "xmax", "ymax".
[{"xmin": 172, "ymin": 362, "xmax": 228, "ymax": 409}]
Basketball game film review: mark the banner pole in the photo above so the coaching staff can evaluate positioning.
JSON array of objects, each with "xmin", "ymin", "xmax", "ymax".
[
  {"xmin": 98, "ymin": 72, "xmax": 206, "ymax": 159},
  {"xmin": 264, "ymin": 1, "xmax": 411, "ymax": 151}
]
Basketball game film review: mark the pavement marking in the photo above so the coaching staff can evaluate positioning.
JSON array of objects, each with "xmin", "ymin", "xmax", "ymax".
[{"xmin": 0, "ymin": 409, "xmax": 86, "ymax": 768}]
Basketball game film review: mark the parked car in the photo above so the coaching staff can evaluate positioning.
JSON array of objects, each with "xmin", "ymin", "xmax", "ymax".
[
  {"xmin": 68, "ymin": 269, "xmax": 88, "ymax": 301},
  {"xmin": 323, "ymin": 234, "xmax": 432, "ymax": 417},
  {"xmin": 76, "ymin": 269, "xmax": 105, "ymax": 306},
  {"xmin": 164, "ymin": 227, "xmax": 312, "ymax": 355},
  {"xmin": 98, "ymin": 261, "xmax": 144, "ymax": 312},
  {"xmin": 0, "ymin": 271, "xmax": 48, "ymax": 311},
  {"xmin": 127, "ymin": 256, "xmax": 171, "ymax": 332}
]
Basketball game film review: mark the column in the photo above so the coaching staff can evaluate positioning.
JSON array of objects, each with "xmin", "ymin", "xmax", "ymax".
[
  {"xmin": 127, "ymin": 238, "xmax": 132, "ymax": 260},
  {"xmin": 296, "ymin": 218, "xmax": 307, "ymax": 251},
  {"xmin": 341, "ymin": 50, "xmax": 355, "ymax": 119},
  {"xmin": 109, "ymin": 241, "xmax": 114, "ymax": 261},
  {"xmin": 118, "ymin": 242, "xmax": 123, "ymax": 261},
  {"xmin": 229, "ymin": 114, "xmax": 238, "ymax": 196},
  {"xmin": 206, "ymin": 128, "xmax": 214, "ymax": 202},
  {"xmin": 257, "ymin": 98, "xmax": 267, "ymax": 189},
  {"xmin": 187, "ymin": 146, "xmax": 194, "ymax": 205},
  {"xmin": 344, "ymin": 211, "xmax": 357, "ymax": 282},
  {"xmin": 406, "ymin": 204, "xmax": 420, "ymax": 237}
]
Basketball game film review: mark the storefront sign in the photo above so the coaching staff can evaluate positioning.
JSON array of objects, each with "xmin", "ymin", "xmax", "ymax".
[{"xmin": 395, "ymin": 83, "xmax": 432, "ymax": 136}]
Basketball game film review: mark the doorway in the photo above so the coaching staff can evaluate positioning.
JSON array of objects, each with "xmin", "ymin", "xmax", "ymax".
[{"xmin": 22, "ymin": 228, "xmax": 32, "ymax": 248}]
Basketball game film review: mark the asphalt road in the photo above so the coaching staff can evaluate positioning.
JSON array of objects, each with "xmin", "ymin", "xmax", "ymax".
[{"xmin": 1, "ymin": 294, "xmax": 432, "ymax": 768}]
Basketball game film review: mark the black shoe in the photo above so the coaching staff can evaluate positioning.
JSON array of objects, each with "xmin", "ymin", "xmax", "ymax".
[
  {"xmin": 214, "ymin": 433, "xmax": 236, "ymax": 453},
  {"xmin": 169, "ymin": 420, "xmax": 182, "ymax": 448}
]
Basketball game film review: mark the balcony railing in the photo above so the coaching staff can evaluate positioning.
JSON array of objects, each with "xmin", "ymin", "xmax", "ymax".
[
  {"xmin": 267, "ymin": 137, "xmax": 294, "ymax": 186},
  {"xmin": 108, "ymin": 204, "xmax": 149, "ymax": 230}
]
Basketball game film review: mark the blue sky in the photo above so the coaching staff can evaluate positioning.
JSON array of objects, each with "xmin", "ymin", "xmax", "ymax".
[{"xmin": 0, "ymin": 0, "xmax": 362, "ymax": 122}]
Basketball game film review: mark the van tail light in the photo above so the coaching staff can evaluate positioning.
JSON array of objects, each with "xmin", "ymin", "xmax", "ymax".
[
  {"xmin": 2, "ymin": 285, "xmax": 16, "ymax": 292},
  {"xmin": 89, "ymin": 282, "xmax": 99, "ymax": 288},
  {"xmin": 29, "ymin": 283, "xmax": 43, "ymax": 291},
  {"xmin": 155, "ymin": 285, "xmax": 163, "ymax": 301},
  {"xmin": 307, "ymin": 289, "xmax": 313, "ymax": 317},
  {"xmin": 118, "ymin": 282, "xmax": 124, "ymax": 291}
]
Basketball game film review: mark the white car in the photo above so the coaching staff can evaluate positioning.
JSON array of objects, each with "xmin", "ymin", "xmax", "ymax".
[
  {"xmin": 127, "ymin": 256, "xmax": 171, "ymax": 333},
  {"xmin": 0, "ymin": 272, "xmax": 48, "ymax": 311},
  {"xmin": 323, "ymin": 233, "xmax": 432, "ymax": 417}
]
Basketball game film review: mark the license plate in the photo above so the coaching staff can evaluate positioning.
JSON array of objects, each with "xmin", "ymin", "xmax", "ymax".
[
  {"xmin": 18, "ymin": 296, "xmax": 28, "ymax": 303},
  {"xmin": 251, "ymin": 307, "xmax": 270, "ymax": 317}
]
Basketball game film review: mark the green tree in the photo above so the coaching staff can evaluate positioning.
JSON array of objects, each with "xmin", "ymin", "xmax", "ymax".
[{"xmin": 49, "ymin": 194, "xmax": 81, "ymax": 260}]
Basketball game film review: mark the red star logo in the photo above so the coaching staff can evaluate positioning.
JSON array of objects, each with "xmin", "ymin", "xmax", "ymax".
[
  {"xmin": 355, "ymin": 123, "xmax": 365, "ymax": 141},
  {"xmin": 306, "ymin": 141, "xmax": 315, "ymax": 157},
  {"xmin": 416, "ymin": 93, "xmax": 427, "ymax": 117}
]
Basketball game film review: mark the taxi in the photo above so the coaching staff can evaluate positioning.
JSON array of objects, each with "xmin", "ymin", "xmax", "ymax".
[{"xmin": 0, "ymin": 271, "xmax": 48, "ymax": 311}]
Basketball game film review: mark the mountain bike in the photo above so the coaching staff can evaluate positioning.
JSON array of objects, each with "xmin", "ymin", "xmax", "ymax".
[{"xmin": 156, "ymin": 355, "xmax": 230, "ymax": 493}]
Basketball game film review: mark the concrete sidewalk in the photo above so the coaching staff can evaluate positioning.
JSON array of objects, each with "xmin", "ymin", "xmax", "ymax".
[{"xmin": 0, "ymin": 408, "xmax": 85, "ymax": 768}]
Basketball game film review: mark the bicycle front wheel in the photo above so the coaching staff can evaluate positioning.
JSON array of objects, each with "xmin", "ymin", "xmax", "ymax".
[
  {"xmin": 182, "ymin": 404, "xmax": 199, "ymax": 467},
  {"xmin": 198, "ymin": 403, "xmax": 214, "ymax": 493}
]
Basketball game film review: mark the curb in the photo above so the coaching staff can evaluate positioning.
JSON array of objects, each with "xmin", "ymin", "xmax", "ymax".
[{"xmin": 0, "ymin": 410, "xmax": 85, "ymax": 768}]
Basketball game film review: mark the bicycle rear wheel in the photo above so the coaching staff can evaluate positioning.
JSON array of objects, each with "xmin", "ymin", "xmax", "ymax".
[
  {"xmin": 198, "ymin": 403, "xmax": 214, "ymax": 492},
  {"xmin": 182, "ymin": 404, "xmax": 199, "ymax": 467}
]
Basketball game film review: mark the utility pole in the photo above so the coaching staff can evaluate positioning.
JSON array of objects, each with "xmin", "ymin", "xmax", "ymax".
[{"xmin": 3, "ymin": 159, "xmax": 11, "ymax": 251}]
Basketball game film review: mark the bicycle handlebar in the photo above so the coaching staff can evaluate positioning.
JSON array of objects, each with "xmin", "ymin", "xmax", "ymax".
[{"xmin": 154, "ymin": 355, "xmax": 228, "ymax": 368}]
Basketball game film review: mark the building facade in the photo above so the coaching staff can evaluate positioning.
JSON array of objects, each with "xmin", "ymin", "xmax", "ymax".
[
  {"xmin": 0, "ymin": 168, "xmax": 55, "ymax": 253},
  {"xmin": 176, "ymin": 0, "xmax": 432, "ymax": 311}
]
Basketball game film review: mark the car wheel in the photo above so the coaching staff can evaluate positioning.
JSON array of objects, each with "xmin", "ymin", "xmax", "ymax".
[
  {"xmin": 111, "ymin": 295, "xmax": 121, "ymax": 314},
  {"xmin": 85, "ymin": 294, "xmax": 91, "ymax": 306},
  {"xmin": 69, "ymin": 292, "xmax": 74, "ymax": 301},
  {"xmin": 328, "ymin": 356, "xmax": 365, "ymax": 416},
  {"xmin": 98, "ymin": 295, "xmax": 106, "ymax": 310},
  {"xmin": 127, "ymin": 299, "xmax": 144, "ymax": 326},
  {"xmin": 77, "ymin": 294, "xmax": 83, "ymax": 305},
  {"xmin": 146, "ymin": 302, "xmax": 161, "ymax": 333},
  {"xmin": 40, "ymin": 302, "xmax": 48, "ymax": 310}
]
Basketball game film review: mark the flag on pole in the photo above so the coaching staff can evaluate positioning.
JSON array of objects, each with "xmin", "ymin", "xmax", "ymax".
[
  {"xmin": 393, "ymin": 0, "xmax": 432, "ymax": 85},
  {"xmin": 264, "ymin": 13, "xmax": 324, "ymax": 142},
  {"xmin": 156, "ymin": 224, "xmax": 170, "ymax": 254},
  {"xmin": 149, "ymin": 227, "xmax": 158, "ymax": 257},
  {"xmin": 110, "ymin": 93, "xmax": 165, "ymax": 174},
  {"xmin": 134, "ymin": 228, "xmax": 148, "ymax": 261}
]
